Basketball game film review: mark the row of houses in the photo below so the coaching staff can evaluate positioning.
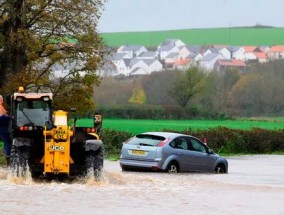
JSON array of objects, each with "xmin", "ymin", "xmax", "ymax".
[{"xmin": 98, "ymin": 39, "xmax": 284, "ymax": 77}]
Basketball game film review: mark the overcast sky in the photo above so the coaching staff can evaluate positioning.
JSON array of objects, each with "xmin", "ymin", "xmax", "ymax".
[{"xmin": 97, "ymin": 0, "xmax": 284, "ymax": 33}]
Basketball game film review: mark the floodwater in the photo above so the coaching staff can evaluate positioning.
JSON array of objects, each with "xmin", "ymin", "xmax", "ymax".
[{"xmin": 0, "ymin": 155, "xmax": 284, "ymax": 215}]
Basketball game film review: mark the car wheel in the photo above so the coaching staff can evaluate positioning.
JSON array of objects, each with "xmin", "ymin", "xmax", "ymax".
[
  {"xmin": 215, "ymin": 164, "xmax": 227, "ymax": 174},
  {"xmin": 166, "ymin": 162, "xmax": 178, "ymax": 173}
]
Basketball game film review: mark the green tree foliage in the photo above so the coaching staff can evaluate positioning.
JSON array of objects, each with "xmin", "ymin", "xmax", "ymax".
[
  {"xmin": 0, "ymin": 0, "xmax": 107, "ymax": 112},
  {"xmin": 141, "ymin": 70, "xmax": 177, "ymax": 105},
  {"xmin": 198, "ymin": 69, "xmax": 240, "ymax": 114},
  {"xmin": 229, "ymin": 61, "xmax": 284, "ymax": 116},
  {"xmin": 94, "ymin": 77, "xmax": 136, "ymax": 105},
  {"xmin": 128, "ymin": 86, "xmax": 147, "ymax": 105},
  {"xmin": 170, "ymin": 66, "xmax": 206, "ymax": 108}
]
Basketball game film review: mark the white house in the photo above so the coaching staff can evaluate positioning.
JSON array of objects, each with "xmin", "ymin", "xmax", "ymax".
[
  {"xmin": 111, "ymin": 52, "xmax": 132, "ymax": 60},
  {"xmin": 111, "ymin": 58, "xmax": 130, "ymax": 76},
  {"xmin": 157, "ymin": 39, "xmax": 185, "ymax": 49},
  {"xmin": 157, "ymin": 45, "xmax": 180, "ymax": 60},
  {"xmin": 203, "ymin": 47, "xmax": 231, "ymax": 59},
  {"xmin": 267, "ymin": 46, "xmax": 284, "ymax": 59},
  {"xmin": 199, "ymin": 53, "xmax": 226, "ymax": 71},
  {"xmin": 173, "ymin": 59, "xmax": 192, "ymax": 70},
  {"xmin": 179, "ymin": 45, "xmax": 202, "ymax": 58},
  {"xmin": 259, "ymin": 46, "xmax": 270, "ymax": 54},
  {"xmin": 128, "ymin": 59, "xmax": 149, "ymax": 74},
  {"xmin": 242, "ymin": 46, "xmax": 258, "ymax": 61},
  {"xmin": 253, "ymin": 52, "xmax": 267, "ymax": 63},
  {"xmin": 215, "ymin": 47, "xmax": 231, "ymax": 59},
  {"xmin": 244, "ymin": 52, "xmax": 257, "ymax": 61},
  {"xmin": 179, "ymin": 46, "xmax": 191, "ymax": 58},
  {"xmin": 143, "ymin": 59, "xmax": 163, "ymax": 73},
  {"xmin": 137, "ymin": 51, "xmax": 158, "ymax": 60},
  {"xmin": 117, "ymin": 45, "xmax": 148, "ymax": 58},
  {"xmin": 186, "ymin": 53, "xmax": 203, "ymax": 63},
  {"xmin": 128, "ymin": 59, "xmax": 163, "ymax": 75},
  {"xmin": 164, "ymin": 52, "xmax": 180, "ymax": 65},
  {"xmin": 228, "ymin": 46, "xmax": 245, "ymax": 60}
]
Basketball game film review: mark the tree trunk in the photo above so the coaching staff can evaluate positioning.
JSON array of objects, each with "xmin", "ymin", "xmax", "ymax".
[{"xmin": 0, "ymin": 0, "xmax": 27, "ymax": 88}]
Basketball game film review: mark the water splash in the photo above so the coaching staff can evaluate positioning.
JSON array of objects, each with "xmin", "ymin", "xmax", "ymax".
[
  {"xmin": 84, "ymin": 166, "xmax": 108, "ymax": 186},
  {"xmin": 7, "ymin": 163, "xmax": 33, "ymax": 185},
  {"xmin": 0, "ymin": 166, "xmax": 8, "ymax": 180}
]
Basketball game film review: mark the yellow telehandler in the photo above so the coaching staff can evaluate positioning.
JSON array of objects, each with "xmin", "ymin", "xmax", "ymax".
[{"xmin": 7, "ymin": 86, "xmax": 104, "ymax": 179}]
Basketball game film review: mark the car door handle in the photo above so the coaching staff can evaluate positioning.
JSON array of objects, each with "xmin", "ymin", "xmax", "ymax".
[{"xmin": 179, "ymin": 152, "xmax": 183, "ymax": 155}]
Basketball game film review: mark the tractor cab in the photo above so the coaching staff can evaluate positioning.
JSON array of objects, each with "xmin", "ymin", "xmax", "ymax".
[{"xmin": 13, "ymin": 94, "xmax": 52, "ymax": 130}]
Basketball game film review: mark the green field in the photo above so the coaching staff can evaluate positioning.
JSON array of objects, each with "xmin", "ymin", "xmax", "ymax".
[
  {"xmin": 101, "ymin": 27, "xmax": 284, "ymax": 47},
  {"xmin": 76, "ymin": 118, "xmax": 284, "ymax": 135}
]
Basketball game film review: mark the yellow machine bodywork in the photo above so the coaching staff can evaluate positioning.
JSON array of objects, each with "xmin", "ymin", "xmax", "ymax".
[{"xmin": 42, "ymin": 110, "xmax": 74, "ymax": 175}]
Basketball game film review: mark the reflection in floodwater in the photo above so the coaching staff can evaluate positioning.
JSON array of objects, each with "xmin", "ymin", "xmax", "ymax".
[{"xmin": 0, "ymin": 155, "xmax": 284, "ymax": 215}]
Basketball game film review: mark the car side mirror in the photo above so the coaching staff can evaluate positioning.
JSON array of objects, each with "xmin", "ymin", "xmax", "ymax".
[{"xmin": 208, "ymin": 148, "xmax": 214, "ymax": 154}]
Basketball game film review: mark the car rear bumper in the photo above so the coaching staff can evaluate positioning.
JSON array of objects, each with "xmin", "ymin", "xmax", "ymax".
[{"xmin": 120, "ymin": 158, "xmax": 163, "ymax": 171}]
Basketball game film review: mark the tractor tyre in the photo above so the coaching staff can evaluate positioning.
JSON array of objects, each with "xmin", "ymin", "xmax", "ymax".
[
  {"xmin": 85, "ymin": 146, "xmax": 104, "ymax": 179},
  {"xmin": 9, "ymin": 145, "xmax": 30, "ymax": 177}
]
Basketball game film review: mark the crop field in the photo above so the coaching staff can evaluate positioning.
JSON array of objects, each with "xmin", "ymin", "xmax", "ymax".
[
  {"xmin": 76, "ymin": 118, "xmax": 284, "ymax": 135},
  {"xmin": 101, "ymin": 27, "xmax": 284, "ymax": 47}
]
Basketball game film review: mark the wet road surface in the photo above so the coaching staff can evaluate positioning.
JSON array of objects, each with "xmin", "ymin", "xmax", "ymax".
[{"xmin": 0, "ymin": 155, "xmax": 284, "ymax": 215}]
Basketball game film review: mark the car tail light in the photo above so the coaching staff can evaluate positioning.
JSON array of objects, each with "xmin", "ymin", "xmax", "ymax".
[{"xmin": 157, "ymin": 137, "xmax": 171, "ymax": 147}]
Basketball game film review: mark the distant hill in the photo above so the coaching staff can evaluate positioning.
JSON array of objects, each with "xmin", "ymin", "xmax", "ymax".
[{"xmin": 100, "ymin": 27, "xmax": 284, "ymax": 47}]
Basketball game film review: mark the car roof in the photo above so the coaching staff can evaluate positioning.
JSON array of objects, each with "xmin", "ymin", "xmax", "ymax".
[{"xmin": 139, "ymin": 131, "xmax": 191, "ymax": 139}]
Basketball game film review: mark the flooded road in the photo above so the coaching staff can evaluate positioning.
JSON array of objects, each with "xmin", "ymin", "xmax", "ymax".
[{"xmin": 0, "ymin": 155, "xmax": 284, "ymax": 215}]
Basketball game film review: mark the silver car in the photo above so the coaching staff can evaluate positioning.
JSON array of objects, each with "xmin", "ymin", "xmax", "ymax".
[{"xmin": 120, "ymin": 132, "xmax": 228, "ymax": 173}]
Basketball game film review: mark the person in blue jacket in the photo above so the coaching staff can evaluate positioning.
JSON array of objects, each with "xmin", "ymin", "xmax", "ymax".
[{"xmin": 0, "ymin": 95, "xmax": 12, "ymax": 164}]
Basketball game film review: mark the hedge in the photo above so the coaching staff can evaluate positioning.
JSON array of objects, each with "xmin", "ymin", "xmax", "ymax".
[
  {"xmin": 101, "ymin": 127, "xmax": 284, "ymax": 157},
  {"xmin": 1, "ymin": 127, "xmax": 283, "ymax": 163},
  {"xmin": 96, "ymin": 104, "xmax": 226, "ymax": 120}
]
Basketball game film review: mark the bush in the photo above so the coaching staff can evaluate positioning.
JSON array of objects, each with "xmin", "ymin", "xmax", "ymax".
[
  {"xmin": 2, "ymin": 128, "xmax": 283, "ymax": 162},
  {"xmin": 101, "ymin": 128, "xmax": 132, "ymax": 157}
]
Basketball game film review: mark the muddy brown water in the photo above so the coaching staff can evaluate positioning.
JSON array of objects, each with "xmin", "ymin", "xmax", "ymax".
[{"xmin": 0, "ymin": 155, "xmax": 284, "ymax": 215}]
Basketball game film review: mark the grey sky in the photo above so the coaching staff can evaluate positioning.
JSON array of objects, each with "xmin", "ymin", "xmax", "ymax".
[{"xmin": 97, "ymin": 0, "xmax": 284, "ymax": 33}]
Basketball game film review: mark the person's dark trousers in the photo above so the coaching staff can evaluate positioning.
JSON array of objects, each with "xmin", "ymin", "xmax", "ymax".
[{"xmin": 0, "ymin": 126, "xmax": 12, "ymax": 160}]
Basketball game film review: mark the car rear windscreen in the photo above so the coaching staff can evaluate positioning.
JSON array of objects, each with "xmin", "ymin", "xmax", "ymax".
[{"xmin": 127, "ymin": 134, "xmax": 165, "ymax": 146}]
